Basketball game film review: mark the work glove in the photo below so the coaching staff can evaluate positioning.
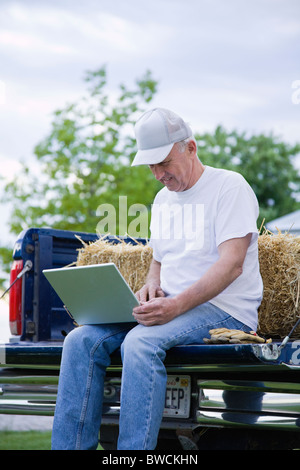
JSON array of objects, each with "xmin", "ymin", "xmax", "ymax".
[{"xmin": 203, "ymin": 328, "xmax": 272, "ymax": 344}]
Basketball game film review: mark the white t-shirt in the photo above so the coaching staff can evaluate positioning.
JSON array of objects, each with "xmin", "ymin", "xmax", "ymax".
[{"xmin": 149, "ymin": 165, "xmax": 263, "ymax": 331}]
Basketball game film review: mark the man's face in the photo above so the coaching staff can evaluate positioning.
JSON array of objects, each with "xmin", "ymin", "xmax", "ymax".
[{"xmin": 148, "ymin": 143, "xmax": 194, "ymax": 192}]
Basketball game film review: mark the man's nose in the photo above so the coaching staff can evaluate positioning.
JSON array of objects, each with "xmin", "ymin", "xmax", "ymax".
[{"xmin": 152, "ymin": 165, "xmax": 164, "ymax": 180}]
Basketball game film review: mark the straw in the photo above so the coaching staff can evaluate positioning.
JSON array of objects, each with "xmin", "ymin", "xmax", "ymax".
[{"xmin": 257, "ymin": 230, "xmax": 300, "ymax": 338}]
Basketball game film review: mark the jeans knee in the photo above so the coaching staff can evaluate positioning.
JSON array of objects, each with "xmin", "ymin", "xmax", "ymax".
[
  {"xmin": 62, "ymin": 325, "xmax": 95, "ymax": 356},
  {"xmin": 62, "ymin": 327, "xmax": 81, "ymax": 352},
  {"xmin": 121, "ymin": 327, "xmax": 146, "ymax": 359},
  {"xmin": 121, "ymin": 326, "xmax": 165, "ymax": 364}
]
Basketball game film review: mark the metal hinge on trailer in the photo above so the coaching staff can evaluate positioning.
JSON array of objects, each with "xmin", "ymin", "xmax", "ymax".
[
  {"xmin": 0, "ymin": 260, "xmax": 33, "ymax": 300},
  {"xmin": 253, "ymin": 317, "xmax": 300, "ymax": 362}
]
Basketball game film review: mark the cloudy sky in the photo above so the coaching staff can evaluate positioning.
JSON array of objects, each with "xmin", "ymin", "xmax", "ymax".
[{"xmin": 0, "ymin": 0, "xmax": 299, "ymax": 243}]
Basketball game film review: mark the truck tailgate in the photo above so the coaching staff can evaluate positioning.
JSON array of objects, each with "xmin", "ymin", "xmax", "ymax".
[{"xmin": 1, "ymin": 340, "xmax": 299, "ymax": 369}]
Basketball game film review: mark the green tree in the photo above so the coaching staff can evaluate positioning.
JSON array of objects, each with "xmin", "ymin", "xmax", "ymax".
[{"xmin": 195, "ymin": 126, "xmax": 300, "ymax": 226}]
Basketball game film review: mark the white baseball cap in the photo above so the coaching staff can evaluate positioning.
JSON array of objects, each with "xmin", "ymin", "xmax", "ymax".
[{"xmin": 131, "ymin": 108, "xmax": 192, "ymax": 166}]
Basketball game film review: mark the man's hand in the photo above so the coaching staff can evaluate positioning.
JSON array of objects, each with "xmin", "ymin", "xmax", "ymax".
[
  {"xmin": 133, "ymin": 296, "xmax": 180, "ymax": 326},
  {"xmin": 135, "ymin": 282, "xmax": 165, "ymax": 303},
  {"xmin": 133, "ymin": 258, "xmax": 179, "ymax": 326}
]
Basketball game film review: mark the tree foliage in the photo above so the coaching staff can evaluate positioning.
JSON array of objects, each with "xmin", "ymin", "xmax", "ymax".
[{"xmin": 195, "ymin": 126, "xmax": 300, "ymax": 225}]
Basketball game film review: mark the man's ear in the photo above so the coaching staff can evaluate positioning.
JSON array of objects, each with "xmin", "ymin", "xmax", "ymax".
[{"xmin": 187, "ymin": 139, "xmax": 197, "ymax": 157}]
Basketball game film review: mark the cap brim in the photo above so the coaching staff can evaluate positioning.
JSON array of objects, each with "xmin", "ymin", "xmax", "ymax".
[{"xmin": 131, "ymin": 142, "xmax": 174, "ymax": 166}]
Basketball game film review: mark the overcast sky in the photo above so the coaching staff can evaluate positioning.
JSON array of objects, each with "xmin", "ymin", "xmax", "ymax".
[{"xmin": 0, "ymin": 0, "xmax": 299, "ymax": 243}]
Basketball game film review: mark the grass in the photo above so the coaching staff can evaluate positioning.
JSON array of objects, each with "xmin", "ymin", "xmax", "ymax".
[
  {"xmin": 0, "ymin": 430, "xmax": 52, "ymax": 450},
  {"xmin": 0, "ymin": 430, "xmax": 103, "ymax": 450}
]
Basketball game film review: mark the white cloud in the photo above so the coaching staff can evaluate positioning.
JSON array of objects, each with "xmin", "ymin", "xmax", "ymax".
[
  {"xmin": 1, "ymin": 3, "xmax": 173, "ymax": 63},
  {"xmin": 0, "ymin": 30, "xmax": 75, "ymax": 55},
  {"xmin": 267, "ymin": 17, "xmax": 300, "ymax": 37},
  {"xmin": 0, "ymin": 154, "xmax": 22, "ymax": 180}
]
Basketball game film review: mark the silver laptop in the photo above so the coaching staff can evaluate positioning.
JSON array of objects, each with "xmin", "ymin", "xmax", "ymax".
[{"xmin": 43, "ymin": 263, "xmax": 139, "ymax": 325}]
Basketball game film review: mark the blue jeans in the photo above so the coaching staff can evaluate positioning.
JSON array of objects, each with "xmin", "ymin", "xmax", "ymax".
[{"xmin": 51, "ymin": 302, "xmax": 250, "ymax": 450}]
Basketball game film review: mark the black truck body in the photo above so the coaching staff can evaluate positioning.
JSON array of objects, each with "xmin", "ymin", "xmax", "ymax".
[{"xmin": 0, "ymin": 227, "xmax": 300, "ymax": 450}]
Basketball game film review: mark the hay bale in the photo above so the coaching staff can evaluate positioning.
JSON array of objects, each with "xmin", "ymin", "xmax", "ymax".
[
  {"xmin": 258, "ymin": 231, "xmax": 300, "ymax": 338},
  {"xmin": 76, "ymin": 235, "xmax": 153, "ymax": 293}
]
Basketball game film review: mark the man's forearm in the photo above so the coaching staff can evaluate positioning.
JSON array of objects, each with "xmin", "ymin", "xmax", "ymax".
[
  {"xmin": 174, "ymin": 234, "xmax": 252, "ymax": 316},
  {"xmin": 146, "ymin": 258, "xmax": 161, "ymax": 285},
  {"xmin": 174, "ymin": 258, "xmax": 241, "ymax": 315}
]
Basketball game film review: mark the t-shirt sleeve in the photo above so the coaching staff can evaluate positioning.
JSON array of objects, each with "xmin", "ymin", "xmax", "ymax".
[
  {"xmin": 148, "ymin": 236, "xmax": 161, "ymax": 262},
  {"xmin": 215, "ymin": 174, "xmax": 259, "ymax": 247}
]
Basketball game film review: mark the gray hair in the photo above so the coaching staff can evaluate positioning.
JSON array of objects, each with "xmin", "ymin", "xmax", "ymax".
[{"xmin": 176, "ymin": 136, "xmax": 197, "ymax": 153}]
